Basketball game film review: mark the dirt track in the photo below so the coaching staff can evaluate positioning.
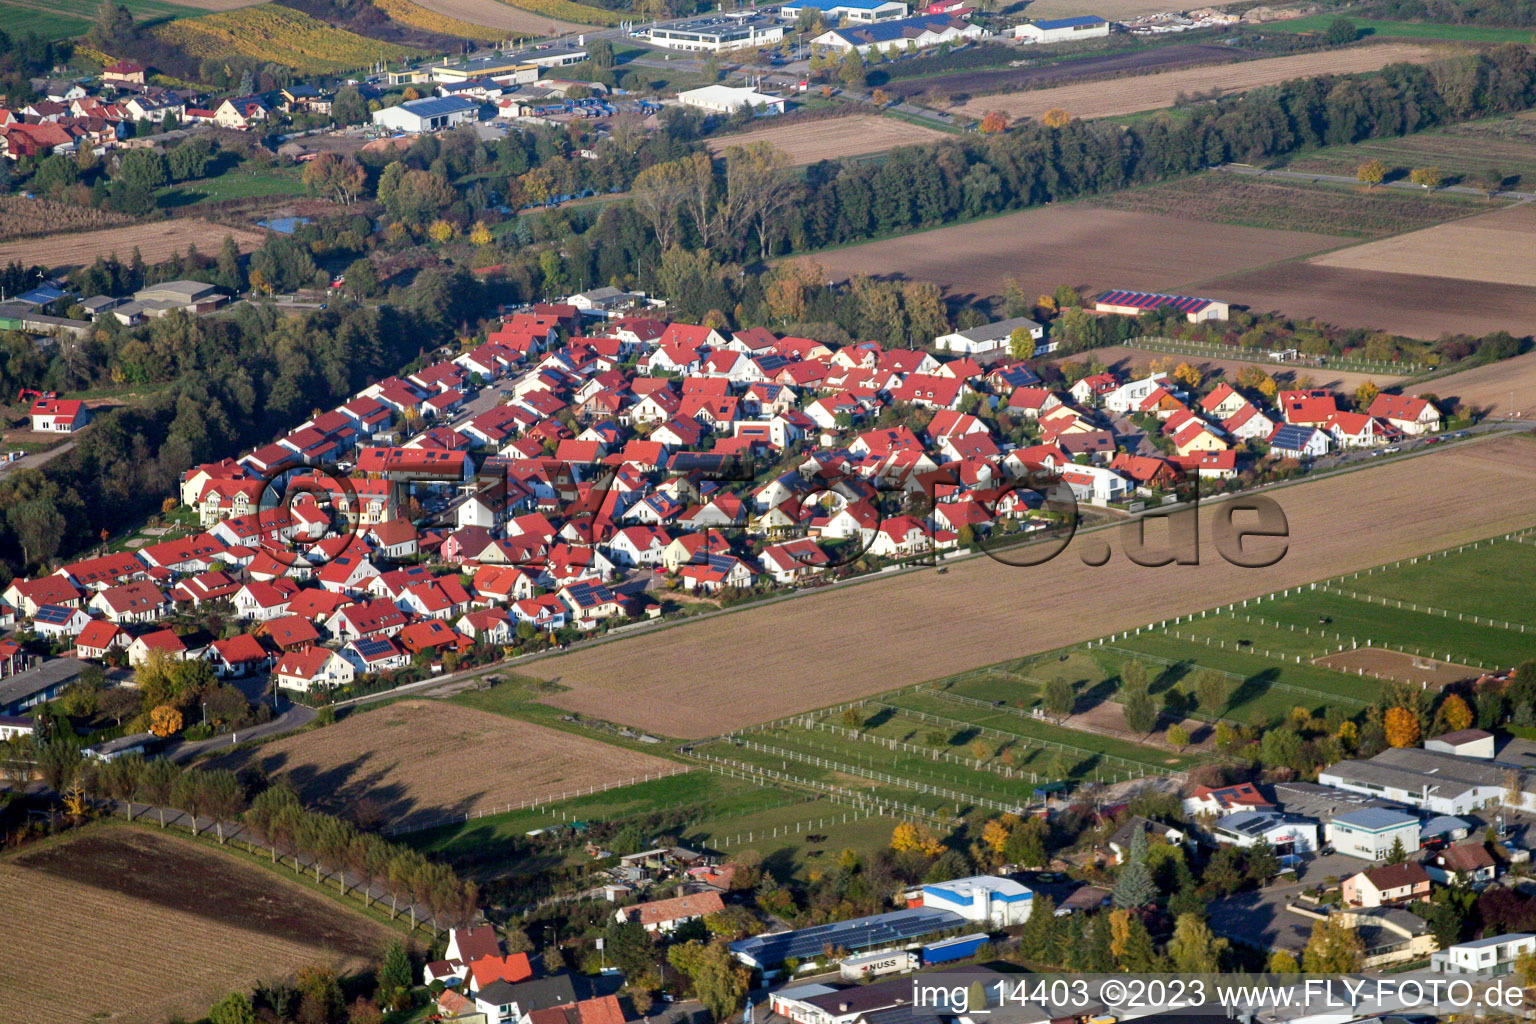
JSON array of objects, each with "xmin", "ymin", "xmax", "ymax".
[
  {"xmin": 952, "ymin": 43, "xmax": 1450, "ymax": 120},
  {"xmin": 708, "ymin": 115, "xmax": 948, "ymax": 164},
  {"xmin": 526, "ymin": 435, "xmax": 1536, "ymax": 737},
  {"xmin": 813, "ymin": 205, "xmax": 1344, "ymax": 307}
]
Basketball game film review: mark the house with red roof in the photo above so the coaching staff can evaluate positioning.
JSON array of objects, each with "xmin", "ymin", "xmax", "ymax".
[
  {"xmin": 89, "ymin": 580, "xmax": 169, "ymax": 624},
  {"xmin": 1183, "ymin": 781, "xmax": 1273, "ymax": 817},
  {"xmin": 208, "ymin": 634, "xmax": 272, "ymax": 677},
  {"xmin": 1327, "ymin": 411, "xmax": 1391, "ymax": 449},
  {"xmin": 1367, "ymin": 393, "xmax": 1441, "ymax": 435},
  {"xmin": 127, "ymin": 629, "xmax": 189, "ymax": 666},
  {"xmin": 399, "ymin": 618, "xmax": 470, "ymax": 656},
  {"xmin": 74, "ymin": 620, "xmax": 128, "ymax": 661},
  {"xmin": 759, "ymin": 539, "xmax": 830, "ymax": 584},
  {"xmin": 57, "ymin": 552, "xmax": 147, "ymax": 592},
  {"xmin": 3, "ymin": 576, "xmax": 85, "ymax": 617},
  {"xmin": 29, "ymin": 398, "xmax": 91, "ymax": 433},
  {"xmin": 456, "ymin": 607, "xmax": 513, "ymax": 644},
  {"xmin": 614, "ymin": 890, "xmax": 724, "ymax": 933},
  {"xmin": 529, "ymin": 996, "xmax": 627, "ymax": 1024},
  {"xmin": 258, "ymin": 614, "xmax": 322, "ymax": 650},
  {"xmin": 1222, "ymin": 403, "xmax": 1276, "ymax": 442},
  {"xmin": 328, "ymin": 600, "xmax": 408, "ymax": 641}
]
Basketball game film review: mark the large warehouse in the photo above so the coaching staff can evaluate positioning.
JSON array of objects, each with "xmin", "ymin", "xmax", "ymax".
[
  {"xmin": 1094, "ymin": 289, "xmax": 1230, "ymax": 322},
  {"xmin": 781, "ymin": 0, "xmax": 909, "ymax": 22},
  {"xmin": 1011, "ymin": 14, "xmax": 1110, "ymax": 43},
  {"xmin": 677, "ymin": 84, "xmax": 786, "ymax": 116},
  {"xmin": 646, "ymin": 14, "xmax": 785, "ymax": 51},
  {"xmin": 372, "ymin": 96, "xmax": 480, "ymax": 133},
  {"xmin": 811, "ymin": 13, "xmax": 986, "ymax": 53}
]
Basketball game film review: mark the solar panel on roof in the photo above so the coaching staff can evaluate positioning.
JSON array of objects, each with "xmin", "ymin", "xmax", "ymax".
[
  {"xmin": 355, "ymin": 637, "xmax": 395, "ymax": 658},
  {"xmin": 729, "ymin": 907, "xmax": 964, "ymax": 964},
  {"xmin": 34, "ymin": 605, "xmax": 75, "ymax": 625}
]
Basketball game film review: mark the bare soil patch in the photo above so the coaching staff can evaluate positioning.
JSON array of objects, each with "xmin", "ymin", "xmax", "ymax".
[
  {"xmin": 1024, "ymin": 0, "xmax": 1203, "ymax": 19},
  {"xmin": 407, "ymin": 0, "xmax": 592, "ymax": 33},
  {"xmin": 0, "ymin": 195, "xmax": 133, "ymax": 243},
  {"xmin": 526, "ymin": 435, "xmax": 1536, "ymax": 737},
  {"xmin": 813, "ymin": 205, "xmax": 1346, "ymax": 308},
  {"xmin": 2, "ymin": 826, "xmax": 392, "ymax": 1024},
  {"xmin": 708, "ymin": 115, "xmax": 947, "ymax": 164},
  {"xmin": 1056, "ymin": 344, "xmax": 1404, "ymax": 392},
  {"xmin": 0, "ymin": 218, "xmax": 268, "ymax": 273},
  {"xmin": 174, "ymin": 0, "xmax": 270, "ymax": 9},
  {"xmin": 1208, "ymin": 262, "xmax": 1536, "ymax": 338},
  {"xmin": 1314, "ymin": 646, "xmax": 1481, "ymax": 687},
  {"xmin": 888, "ymin": 43, "xmax": 1258, "ymax": 105},
  {"xmin": 1427, "ymin": 351, "xmax": 1536, "ymax": 418},
  {"xmin": 951, "ymin": 43, "xmax": 1450, "ymax": 120},
  {"xmin": 1307, "ymin": 203, "xmax": 1536, "ymax": 288},
  {"xmin": 211, "ymin": 700, "xmax": 677, "ymax": 828}
]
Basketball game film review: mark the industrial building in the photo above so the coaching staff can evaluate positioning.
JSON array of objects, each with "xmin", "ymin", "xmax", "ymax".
[
  {"xmin": 1325, "ymin": 807, "xmax": 1421, "ymax": 861},
  {"xmin": 781, "ymin": 0, "xmax": 909, "ymax": 22},
  {"xmin": 810, "ymin": 13, "xmax": 986, "ymax": 53},
  {"xmin": 1094, "ymin": 289, "xmax": 1230, "ymax": 322},
  {"xmin": 921, "ymin": 875, "xmax": 1034, "ymax": 927},
  {"xmin": 677, "ymin": 85, "xmax": 786, "ymax": 116},
  {"xmin": 1318, "ymin": 746, "xmax": 1511, "ymax": 816},
  {"xmin": 646, "ymin": 15, "xmax": 785, "ymax": 52},
  {"xmin": 372, "ymin": 96, "xmax": 480, "ymax": 133},
  {"xmin": 1010, "ymin": 14, "xmax": 1110, "ymax": 42},
  {"xmin": 1211, "ymin": 810, "xmax": 1318, "ymax": 854},
  {"xmin": 728, "ymin": 906, "xmax": 964, "ymax": 969}
]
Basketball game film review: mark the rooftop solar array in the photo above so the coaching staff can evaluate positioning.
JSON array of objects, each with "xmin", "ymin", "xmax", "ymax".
[
  {"xmin": 730, "ymin": 907, "xmax": 964, "ymax": 965},
  {"xmin": 353, "ymin": 636, "xmax": 397, "ymax": 659},
  {"xmin": 1097, "ymin": 290, "xmax": 1214, "ymax": 313}
]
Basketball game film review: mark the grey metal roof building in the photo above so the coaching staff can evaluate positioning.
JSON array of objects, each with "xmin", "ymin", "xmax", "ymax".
[
  {"xmin": 729, "ymin": 906, "xmax": 964, "ymax": 968},
  {"xmin": 0, "ymin": 658, "xmax": 84, "ymax": 716}
]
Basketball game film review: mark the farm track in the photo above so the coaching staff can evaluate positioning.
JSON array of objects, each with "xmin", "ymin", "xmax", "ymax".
[{"xmin": 524, "ymin": 435, "xmax": 1536, "ymax": 737}]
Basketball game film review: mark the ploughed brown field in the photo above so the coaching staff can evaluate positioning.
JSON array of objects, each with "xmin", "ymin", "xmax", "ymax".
[
  {"xmin": 707, "ymin": 115, "xmax": 949, "ymax": 164},
  {"xmin": 1306, "ymin": 203, "xmax": 1536, "ymax": 288},
  {"xmin": 0, "ymin": 826, "xmax": 393, "ymax": 1024},
  {"xmin": 812, "ymin": 205, "xmax": 1346, "ymax": 307},
  {"xmin": 525, "ymin": 435, "xmax": 1536, "ymax": 737},
  {"xmin": 952, "ymin": 43, "xmax": 1449, "ymax": 120},
  {"xmin": 1055, "ymin": 344, "xmax": 1405, "ymax": 393},
  {"xmin": 1427, "ymin": 351, "xmax": 1536, "ymax": 417},
  {"xmin": 407, "ymin": 0, "xmax": 593, "ymax": 33},
  {"xmin": 1207, "ymin": 262, "xmax": 1536, "ymax": 338},
  {"xmin": 210, "ymin": 701, "xmax": 678, "ymax": 828},
  {"xmin": 0, "ymin": 219, "xmax": 268, "ymax": 273}
]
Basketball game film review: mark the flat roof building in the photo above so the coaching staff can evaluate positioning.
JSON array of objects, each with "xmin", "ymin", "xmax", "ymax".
[
  {"xmin": 647, "ymin": 15, "xmax": 785, "ymax": 52},
  {"xmin": 729, "ymin": 906, "xmax": 964, "ymax": 969},
  {"xmin": 1095, "ymin": 289, "xmax": 1229, "ymax": 322},
  {"xmin": 781, "ymin": 0, "xmax": 909, "ymax": 22}
]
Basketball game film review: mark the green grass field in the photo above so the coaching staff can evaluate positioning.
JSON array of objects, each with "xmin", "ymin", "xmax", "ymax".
[
  {"xmin": 1323, "ymin": 539, "xmax": 1536, "ymax": 629},
  {"xmin": 0, "ymin": 0, "xmax": 203, "ymax": 39},
  {"xmin": 1266, "ymin": 16, "xmax": 1536, "ymax": 44},
  {"xmin": 157, "ymin": 167, "xmax": 303, "ymax": 208}
]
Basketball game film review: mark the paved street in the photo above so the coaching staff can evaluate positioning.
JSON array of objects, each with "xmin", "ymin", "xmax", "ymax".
[{"xmin": 1222, "ymin": 163, "xmax": 1536, "ymax": 202}]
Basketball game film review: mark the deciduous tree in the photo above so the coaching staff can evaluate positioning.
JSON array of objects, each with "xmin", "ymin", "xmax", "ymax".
[{"xmin": 1384, "ymin": 705, "xmax": 1421, "ymax": 748}]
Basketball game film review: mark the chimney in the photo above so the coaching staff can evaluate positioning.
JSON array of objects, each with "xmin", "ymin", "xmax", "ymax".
[{"xmin": 839, "ymin": 1004, "xmax": 851, "ymax": 1013}]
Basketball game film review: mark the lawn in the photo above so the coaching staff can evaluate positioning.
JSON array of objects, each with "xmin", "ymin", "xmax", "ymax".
[
  {"xmin": 1325, "ymin": 537, "xmax": 1536, "ymax": 630},
  {"xmin": 157, "ymin": 166, "xmax": 304, "ymax": 207},
  {"xmin": 445, "ymin": 670, "xmax": 689, "ymax": 754},
  {"xmin": 0, "ymin": 4, "xmax": 88, "ymax": 37},
  {"xmin": 1265, "ymin": 16, "xmax": 1536, "ymax": 44},
  {"xmin": 0, "ymin": 0, "xmax": 204, "ymax": 39}
]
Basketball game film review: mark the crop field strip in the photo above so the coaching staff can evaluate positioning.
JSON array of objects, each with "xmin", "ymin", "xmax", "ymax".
[
  {"xmin": 153, "ymin": 4, "xmax": 424, "ymax": 74},
  {"xmin": 949, "ymin": 43, "xmax": 1452, "ymax": 121},
  {"xmin": 1306, "ymin": 203, "xmax": 1536, "ymax": 289},
  {"xmin": 1423, "ymin": 350, "xmax": 1536, "ymax": 417},
  {"xmin": 1286, "ymin": 111, "xmax": 1536, "ymax": 185}
]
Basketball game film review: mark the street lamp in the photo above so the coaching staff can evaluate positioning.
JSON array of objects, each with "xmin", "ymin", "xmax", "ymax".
[{"xmin": 201, "ymin": 701, "xmax": 208, "ymax": 728}]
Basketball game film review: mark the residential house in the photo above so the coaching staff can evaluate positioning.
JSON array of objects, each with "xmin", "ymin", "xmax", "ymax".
[
  {"xmin": 615, "ymin": 891, "xmax": 724, "ymax": 933},
  {"xmin": 1342, "ymin": 862, "xmax": 1432, "ymax": 908},
  {"xmin": 274, "ymin": 647, "xmax": 356, "ymax": 692}
]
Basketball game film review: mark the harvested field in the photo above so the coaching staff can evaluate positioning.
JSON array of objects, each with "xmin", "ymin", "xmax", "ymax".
[
  {"xmin": 0, "ymin": 194, "xmax": 134, "ymax": 242},
  {"xmin": 951, "ymin": 44, "xmax": 1449, "ymax": 120},
  {"xmin": 525, "ymin": 435, "xmax": 1536, "ymax": 737},
  {"xmin": 1313, "ymin": 647, "xmax": 1481, "ymax": 687},
  {"xmin": 1088, "ymin": 173, "xmax": 1484, "ymax": 238},
  {"xmin": 813, "ymin": 205, "xmax": 1346, "ymax": 307},
  {"xmin": 402, "ymin": 0, "xmax": 594, "ymax": 34},
  {"xmin": 212, "ymin": 701, "xmax": 678, "ymax": 828},
  {"xmin": 707, "ymin": 115, "xmax": 948, "ymax": 164},
  {"xmin": 1054, "ymin": 344, "xmax": 1404, "ymax": 392},
  {"xmin": 0, "ymin": 218, "xmax": 267, "ymax": 273},
  {"xmin": 1208, "ymin": 262, "xmax": 1536, "ymax": 338},
  {"xmin": 1, "ymin": 826, "xmax": 392, "ymax": 1024},
  {"xmin": 887, "ymin": 42, "xmax": 1256, "ymax": 105},
  {"xmin": 1306, "ymin": 203, "xmax": 1536, "ymax": 288},
  {"xmin": 1427, "ymin": 351, "xmax": 1536, "ymax": 417},
  {"xmin": 1023, "ymin": 0, "xmax": 1195, "ymax": 19}
]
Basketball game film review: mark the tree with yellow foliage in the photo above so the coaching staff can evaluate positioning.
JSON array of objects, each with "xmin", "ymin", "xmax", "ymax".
[
  {"xmin": 890, "ymin": 821, "xmax": 944, "ymax": 857},
  {"xmin": 469, "ymin": 221, "xmax": 493, "ymax": 247},
  {"xmin": 1173, "ymin": 362, "xmax": 1203, "ymax": 388},
  {"xmin": 1384, "ymin": 705, "xmax": 1421, "ymax": 748},
  {"xmin": 1335, "ymin": 719, "xmax": 1359, "ymax": 752},
  {"xmin": 981, "ymin": 814, "xmax": 1019, "ymax": 857},
  {"xmin": 1042, "ymin": 107, "xmax": 1071, "ymax": 128},
  {"xmin": 1438, "ymin": 693, "xmax": 1473, "ymax": 733},
  {"xmin": 1354, "ymin": 380, "xmax": 1380, "ymax": 411},
  {"xmin": 428, "ymin": 219, "xmax": 458, "ymax": 244},
  {"xmin": 150, "ymin": 704, "xmax": 183, "ymax": 738},
  {"xmin": 1356, "ymin": 158, "xmax": 1387, "ymax": 188}
]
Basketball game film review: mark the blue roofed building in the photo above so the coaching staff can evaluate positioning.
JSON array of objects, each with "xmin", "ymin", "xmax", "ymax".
[
  {"xmin": 921, "ymin": 875, "xmax": 1033, "ymax": 927},
  {"xmin": 1011, "ymin": 14, "xmax": 1111, "ymax": 43},
  {"xmin": 810, "ymin": 13, "xmax": 986, "ymax": 53},
  {"xmin": 781, "ymin": 0, "xmax": 909, "ymax": 23}
]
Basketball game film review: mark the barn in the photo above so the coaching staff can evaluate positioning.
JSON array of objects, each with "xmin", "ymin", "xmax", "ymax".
[
  {"xmin": 1094, "ymin": 289, "xmax": 1230, "ymax": 322},
  {"xmin": 1011, "ymin": 14, "xmax": 1110, "ymax": 43},
  {"xmin": 372, "ymin": 96, "xmax": 479, "ymax": 133}
]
